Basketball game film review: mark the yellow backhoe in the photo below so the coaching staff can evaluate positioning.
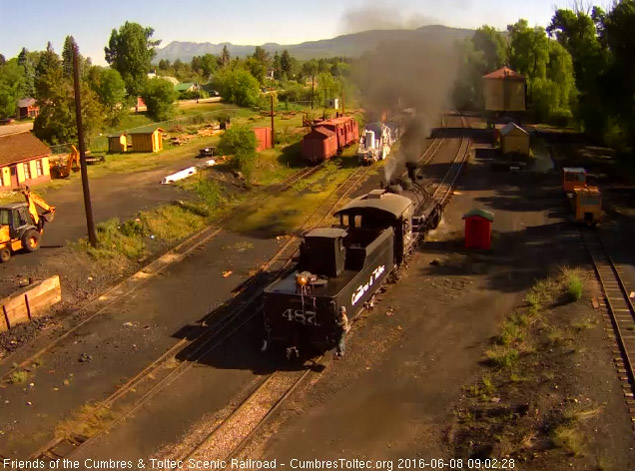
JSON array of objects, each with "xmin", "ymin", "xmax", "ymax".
[
  {"xmin": 49, "ymin": 145, "xmax": 80, "ymax": 179},
  {"xmin": 0, "ymin": 187, "xmax": 56, "ymax": 263}
]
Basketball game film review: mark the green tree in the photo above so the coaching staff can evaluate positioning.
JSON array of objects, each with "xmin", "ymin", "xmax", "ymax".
[
  {"xmin": 105, "ymin": 21, "xmax": 161, "ymax": 96},
  {"xmin": 317, "ymin": 72, "xmax": 337, "ymax": 107},
  {"xmin": 213, "ymin": 67, "xmax": 260, "ymax": 107},
  {"xmin": 472, "ymin": 25, "xmax": 508, "ymax": 72},
  {"xmin": 34, "ymin": 42, "xmax": 61, "ymax": 102},
  {"xmin": 218, "ymin": 124, "xmax": 258, "ymax": 179},
  {"xmin": 140, "ymin": 78, "xmax": 177, "ymax": 121},
  {"xmin": 158, "ymin": 59, "xmax": 170, "ymax": 70},
  {"xmin": 253, "ymin": 46, "xmax": 270, "ymax": 67},
  {"xmin": 87, "ymin": 66, "xmax": 127, "ymax": 125},
  {"xmin": 33, "ymin": 76, "xmax": 105, "ymax": 145},
  {"xmin": 0, "ymin": 60, "xmax": 25, "ymax": 118},
  {"xmin": 62, "ymin": 35, "xmax": 75, "ymax": 78},
  {"xmin": 602, "ymin": 0, "xmax": 635, "ymax": 149},
  {"xmin": 220, "ymin": 45, "xmax": 230, "ymax": 68},
  {"xmin": 280, "ymin": 50, "xmax": 292, "ymax": 78},
  {"xmin": 507, "ymin": 19, "xmax": 577, "ymax": 123},
  {"xmin": 17, "ymin": 47, "xmax": 35, "ymax": 97},
  {"xmin": 198, "ymin": 53, "xmax": 217, "ymax": 78},
  {"xmin": 508, "ymin": 20, "xmax": 550, "ymax": 81},
  {"xmin": 272, "ymin": 52, "xmax": 281, "ymax": 80}
]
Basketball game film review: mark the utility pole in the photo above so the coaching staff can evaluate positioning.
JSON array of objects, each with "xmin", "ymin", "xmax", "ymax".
[
  {"xmin": 270, "ymin": 94, "xmax": 275, "ymax": 147},
  {"xmin": 310, "ymin": 74, "xmax": 315, "ymax": 110},
  {"xmin": 72, "ymin": 41, "xmax": 97, "ymax": 248},
  {"xmin": 341, "ymin": 83, "xmax": 346, "ymax": 116}
]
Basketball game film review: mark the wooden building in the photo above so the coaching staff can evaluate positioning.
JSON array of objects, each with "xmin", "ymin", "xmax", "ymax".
[
  {"xmin": 128, "ymin": 128, "xmax": 164, "ymax": 153},
  {"xmin": 500, "ymin": 122, "xmax": 530, "ymax": 156},
  {"xmin": 16, "ymin": 98, "xmax": 40, "ymax": 119},
  {"xmin": 253, "ymin": 127, "xmax": 272, "ymax": 152},
  {"xmin": 482, "ymin": 67, "xmax": 526, "ymax": 112},
  {"xmin": 107, "ymin": 133, "xmax": 128, "ymax": 153},
  {"xmin": 0, "ymin": 132, "xmax": 51, "ymax": 190}
]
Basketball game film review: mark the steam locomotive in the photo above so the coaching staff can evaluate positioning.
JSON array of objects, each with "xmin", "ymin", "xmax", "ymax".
[{"xmin": 262, "ymin": 164, "xmax": 442, "ymax": 355}]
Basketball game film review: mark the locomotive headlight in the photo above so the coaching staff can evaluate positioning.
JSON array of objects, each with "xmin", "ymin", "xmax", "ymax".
[{"xmin": 296, "ymin": 275, "xmax": 308, "ymax": 286}]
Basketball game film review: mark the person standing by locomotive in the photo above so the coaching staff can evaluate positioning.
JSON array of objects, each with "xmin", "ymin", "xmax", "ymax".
[{"xmin": 335, "ymin": 306, "xmax": 351, "ymax": 357}]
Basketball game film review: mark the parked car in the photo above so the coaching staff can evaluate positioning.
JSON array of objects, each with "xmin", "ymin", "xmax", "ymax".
[
  {"xmin": 0, "ymin": 117, "xmax": 16, "ymax": 125},
  {"xmin": 198, "ymin": 147, "xmax": 216, "ymax": 158}
]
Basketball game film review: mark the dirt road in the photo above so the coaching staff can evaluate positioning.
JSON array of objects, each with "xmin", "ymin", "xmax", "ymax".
[{"xmin": 0, "ymin": 122, "xmax": 33, "ymax": 136}]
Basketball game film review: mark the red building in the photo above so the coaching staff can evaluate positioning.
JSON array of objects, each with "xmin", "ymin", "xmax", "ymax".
[
  {"xmin": 16, "ymin": 98, "xmax": 39, "ymax": 119},
  {"xmin": 463, "ymin": 209, "xmax": 494, "ymax": 250},
  {"xmin": 253, "ymin": 127, "xmax": 273, "ymax": 152}
]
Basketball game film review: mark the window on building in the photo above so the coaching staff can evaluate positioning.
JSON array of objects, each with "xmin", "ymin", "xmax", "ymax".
[
  {"xmin": 23, "ymin": 162, "xmax": 31, "ymax": 180},
  {"xmin": 35, "ymin": 160, "xmax": 43, "ymax": 177}
]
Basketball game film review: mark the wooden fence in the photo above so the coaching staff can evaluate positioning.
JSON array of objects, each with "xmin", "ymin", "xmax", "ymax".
[{"xmin": 0, "ymin": 276, "xmax": 61, "ymax": 332}]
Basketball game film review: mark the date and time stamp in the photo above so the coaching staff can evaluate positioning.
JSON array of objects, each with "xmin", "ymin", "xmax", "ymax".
[{"xmin": 2, "ymin": 457, "xmax": 517, "ymax": 470}]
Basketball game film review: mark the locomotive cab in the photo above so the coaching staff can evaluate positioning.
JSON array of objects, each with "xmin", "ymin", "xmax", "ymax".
[{"xmin": 335, "ymin": 189, "xmax": 415, "ymax": 266}]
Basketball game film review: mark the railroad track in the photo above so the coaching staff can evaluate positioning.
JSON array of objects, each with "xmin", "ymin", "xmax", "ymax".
[
  {"xmin": 581, "ymin": 228, "xmax": 635, "ymax": 427},
  {"xmin": 175, "ymin": 361, "xmax": 319, "ymax": 465},
  {"xmin": 22, "ymin": 152, "xmax": 378, "ymax": 465},
  {"xmin": 432, "ymin": 115, "xmax": 471, "ymax": 207},
  {"xmin": 0, "ymin": 162, "xmax": 326, "ymax": 384},
  {"xmin": 165, "ymin": 116, "xmax": 471, "ymax": 464},
  {"xmin": 21, "ymin": 116, "xmax": 456, "ymax": 465}
]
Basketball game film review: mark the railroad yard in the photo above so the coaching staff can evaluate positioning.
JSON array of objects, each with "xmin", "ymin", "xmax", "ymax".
[{"xmin": 3, "ymin": 3, "xmax": 635, "ymax": 470}]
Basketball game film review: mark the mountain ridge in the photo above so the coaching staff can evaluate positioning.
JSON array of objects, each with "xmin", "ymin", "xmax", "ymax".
[{"xmin": 155, "ymin": 25, "xmax": 474, "ymax": 62}]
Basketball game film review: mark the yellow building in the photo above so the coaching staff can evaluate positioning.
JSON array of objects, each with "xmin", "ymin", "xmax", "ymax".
[
  {"xmin": 0, "ymin": 132, "xmax": 51, "ymax": 190},
  {"xmin": 500, "ymin": 122, "xmax": 530, "ymax": 156},
  {"xmin": 129, "ymin": 127, "xmax": 164, "ymax": 153},
  {"xmin": 108, "ymin": 133, "xmax": 128, "ymax": 153},
  {"xmin": 483, "ymin": 67, "xmax": 526, "ymax": 112}
]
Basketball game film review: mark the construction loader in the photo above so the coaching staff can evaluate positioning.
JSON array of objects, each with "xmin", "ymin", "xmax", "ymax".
[
  {"xmin": 50, "ymin": 145, "xmax": 80, "ymax": 178},
  {"xmin": 0, "ymin": 187, "xmax": 56, "ymax": 263}
]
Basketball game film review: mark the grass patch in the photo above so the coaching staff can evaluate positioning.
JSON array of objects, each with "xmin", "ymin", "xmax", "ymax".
[
  {"xmin": 551, "ymin": 425, "xmax": 584, "ymax": 456},
  {"xmin": 498, "ymin": 319, "xmax": 525, "ymax": 346},
  {"xmin": 140, "ymin": 205, "xmax": 206, "ymax": 242},
  {"xmin": 54, "ymin": 402, "xmax": 114, "ymax": 440},
  {"xmin": 485, "ymin": 345, "xmax": 520, "ymax": 369},
  {"xmin": 566, "ymin": 275, "xmax": 583, "ymax": 302},
  {"xmin": 227, "ymin": 158, "xmax": 357, "ymax": 236},
  {"xmin": 8, "ymin": 370, "xmax": 28, "ymax": 384},
  {"xmin": 77, "ymin": 218, "xmax": 147, "ymax": 260}
]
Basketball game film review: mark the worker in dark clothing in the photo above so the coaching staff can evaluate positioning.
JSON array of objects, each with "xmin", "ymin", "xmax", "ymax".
[{"xmin": 335, "ymin": 306, "xmax": 350, "ymax": 357}]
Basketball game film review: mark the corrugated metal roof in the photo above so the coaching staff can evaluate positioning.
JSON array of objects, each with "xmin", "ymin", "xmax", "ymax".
[
  {"xmin": 127, "ymin": 127, "xmax": 164, "ymax": 135},
  {"xmin": 482, "ymin": 66, "xmax": 525, "ymax": 80},
  {"xmin": 17, "ymin": 97, "xmax": 36, "ymax": 108},
  {"xmin": 463, "ymin": 208, "xmax": 494, "ymax": 221},
  {"xmin": 335, "ymin": 191, "xmax": 412, "ymax": 218},
  {"xmin": 0, "ymin": 132, "xmax": 50, "ymax": 166}
]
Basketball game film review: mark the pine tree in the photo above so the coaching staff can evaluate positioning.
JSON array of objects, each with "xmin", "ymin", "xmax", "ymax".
[{"xmin": 62, "ymin": 35, "xmax": 75, "ymax": 78}]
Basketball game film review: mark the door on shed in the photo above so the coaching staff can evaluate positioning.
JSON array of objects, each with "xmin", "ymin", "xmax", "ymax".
[{"xmin": 9, "ymin": 166, "xmax": 18, "ymax": 188}]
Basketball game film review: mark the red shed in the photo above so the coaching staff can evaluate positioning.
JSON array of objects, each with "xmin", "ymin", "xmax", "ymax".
[
  {"xmin": 301, "ymin": 126, "xmax": 338, "ymax": 163},
  {"xmin": 254, "ymin": 127, "xmax": 272, "ymax": 152},
  {"xmin": 463, "ymin": 209, "xmax": 494, "ymax": 250}
]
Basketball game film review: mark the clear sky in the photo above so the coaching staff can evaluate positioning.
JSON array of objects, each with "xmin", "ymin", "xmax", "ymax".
[{"xmin": 0, "ymin": 0, "xmax": 561, "ymax": 65}]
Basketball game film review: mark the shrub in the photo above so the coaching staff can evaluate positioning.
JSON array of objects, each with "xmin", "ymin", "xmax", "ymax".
[
  {"xmin": 218, "ymin": 124, "xmax": 258, "ymax": 179},
  {"xmin": 140, "ymin": 79, "xmax": 178, "ymax": 121},
  {"xmin": 567, "ymin": 276, "xmax": 583, "ymax": 302}
]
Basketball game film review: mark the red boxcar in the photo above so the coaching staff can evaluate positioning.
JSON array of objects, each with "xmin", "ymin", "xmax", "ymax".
[
  {"xmin": 301, "ymin": 126, "xmax": 338, "ymax": 163},
  {"xmin": 301, "ymin": 116, "xmax": 358, "ymax": 163}
]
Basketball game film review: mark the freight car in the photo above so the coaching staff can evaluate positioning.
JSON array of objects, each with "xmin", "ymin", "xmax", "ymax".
[
  {"xmin": 262, "ymin": 165, "xmax": 440, "ymax": 356},
  {"xmin": 301, "ymin": 116, "xmax": 359, "ymax": 164}
]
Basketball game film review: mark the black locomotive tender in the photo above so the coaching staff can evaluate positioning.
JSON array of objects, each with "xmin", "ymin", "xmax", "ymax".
[{"xmin": 263, "ymin": 164, "xmax": 443, "ymax": 355}]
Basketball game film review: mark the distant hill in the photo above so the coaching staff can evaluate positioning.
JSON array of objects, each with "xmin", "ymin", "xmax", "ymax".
[{"xmin": 155, "ymin": 25, "xmax": 474, "ymax": 62}]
